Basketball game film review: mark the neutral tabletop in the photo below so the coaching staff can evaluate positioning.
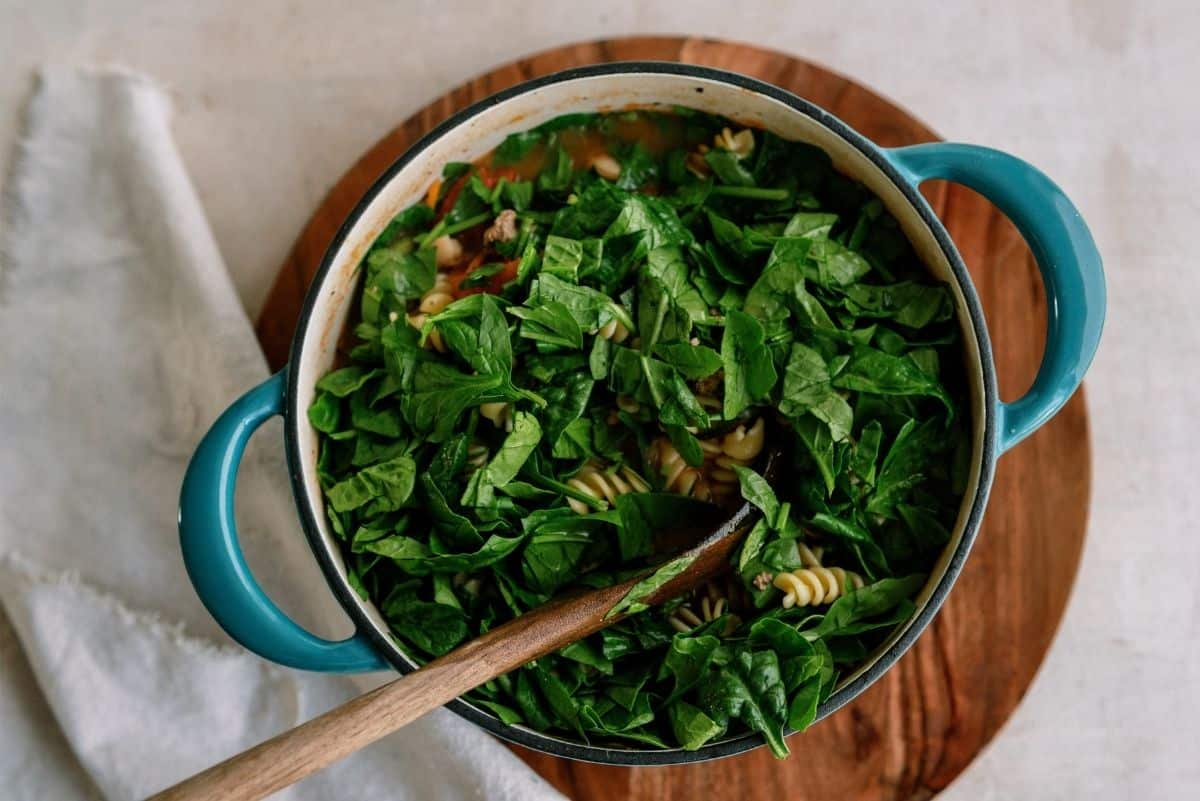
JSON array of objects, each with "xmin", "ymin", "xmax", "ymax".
[{"xmin": 2, "ymin": 1, "xmax": 1197, "ymax": 799}]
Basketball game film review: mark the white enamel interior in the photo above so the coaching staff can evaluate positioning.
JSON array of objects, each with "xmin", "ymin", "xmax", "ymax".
[{"xmin": 292, "ymin": 71, "xmax": 988, "ymax": 736}]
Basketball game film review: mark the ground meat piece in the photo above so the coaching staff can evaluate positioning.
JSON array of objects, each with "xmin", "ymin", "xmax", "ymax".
[{"xmin": 483, "ymin": 209, "xmax": 519, "ymax": 245}]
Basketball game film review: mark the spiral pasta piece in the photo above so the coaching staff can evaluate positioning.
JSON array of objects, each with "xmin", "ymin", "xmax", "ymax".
[
  {"xmin": 685, "ymin": 143, "xmax": 711, "ymax": 178},
  {"xmin": 772, "ymin": 567, "xmax": 865, "ymax": 609},
  {"xmin": 479, "ymin": 402, "xmax": 513, "ymax": 431},
  {"xmin": 590, "ymin": 153, "xmax": 622, "ymax": 181},
  {"xmin": 419, "ymin": 273, "xmax": 455, "ymax": 314},
  {"xmin": 713, "ymin": 127, "xmax": 755, "ymax": 158},
  {"xmin": 705, "ymin": 417, "xmax": 766, "ymax": 498},
  {"xmin": 433, "ymin": 235, "xmax": 463, "ymax": 267},
  {"xmin": 751, "ymin": 542, "xmax": 824, "ymax": 590},
  {"xmin": 796, "ymin": 542, "xmax": 824, "ymax": 568},
  {"xmin": 407, "ymin": 272, "xmax": 455, "ymax": 353},
  {"xmin": 566, "ymin": 461, "xmax": 651, "ymax": 514},
  {"xmin": 708, "ymin": 456, "xmax": 744, "ymax": 487},
  {"xmin": 464, "ymin": 442, "xmax": 488, "ymax": 474},
  {"xmin": 452, "ymin": 571, "xmax": 484, "ymax": 597},
  {"xmin": 595, "ymin": 317, "xmax": 631, "ymax": 343},
  {"xmin": 721, "ymin": 417, "xmax": 766, "ymax": 462},
  {"xmin": 648, "ymin": 438, "xmax": 713, "ymax": 502},
  {"xmin": 669, "ymin": 579, "xmax": 741, "ymax": 636}
]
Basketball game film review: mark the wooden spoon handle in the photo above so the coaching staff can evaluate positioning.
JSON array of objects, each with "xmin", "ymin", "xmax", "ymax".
[
  {"xmin": 148, "ymin": 487, "xmax": 764, "ymax": 801},
  {"xmin": 146, "ymin": 578, "xmax": 636, "ymax": 801}
]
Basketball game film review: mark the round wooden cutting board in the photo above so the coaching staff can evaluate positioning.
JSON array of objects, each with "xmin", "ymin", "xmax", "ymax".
[{"xmin": 256, "ymin": 37, "xmax": 1091, "ymax": 801}]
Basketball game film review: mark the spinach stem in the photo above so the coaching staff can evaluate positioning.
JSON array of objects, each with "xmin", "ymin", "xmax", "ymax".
[
  {"xmin": 420, "ymin": 211, "xmax": 491, "ymax": 246},
  {"xmin": 711, "ymin": 185, "xmax": 790, "ymax": 201},
  {"xmin": 442, "ymin": 212, "xmax": 492, "ymax": 237}
]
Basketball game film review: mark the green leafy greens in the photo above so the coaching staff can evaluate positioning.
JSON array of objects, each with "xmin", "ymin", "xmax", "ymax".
[{"xmin": 309, "ymin": 109, "xmax": 967, "ymax": 757}]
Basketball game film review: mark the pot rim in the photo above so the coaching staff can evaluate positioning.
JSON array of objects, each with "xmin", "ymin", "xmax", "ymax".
[{"xmin": 283, "ymin": 61, "xmax": 999, "ymax": 765}]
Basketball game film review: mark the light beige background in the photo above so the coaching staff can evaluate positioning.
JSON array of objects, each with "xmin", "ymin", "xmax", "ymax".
[{"xmin": 2, "ymin": 1, "xmax": 1197, "ymax": 798}]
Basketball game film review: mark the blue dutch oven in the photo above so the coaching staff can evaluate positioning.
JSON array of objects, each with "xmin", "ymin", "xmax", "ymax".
[{"xmin": 179, "ymin": 63, "xmax": 1104, "ymax": 764}]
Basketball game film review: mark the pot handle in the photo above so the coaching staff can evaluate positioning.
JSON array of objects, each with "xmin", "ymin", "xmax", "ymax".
[
  {"xmin": 179, "ymin": 370, "xmax": 388, "ymax": 672},
  {"xmin": 885, "ymin": 143, "xmax": 1105, "ymax": 453}
]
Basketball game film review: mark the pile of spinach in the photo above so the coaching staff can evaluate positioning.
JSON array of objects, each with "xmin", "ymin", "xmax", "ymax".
[{"xmin": 309, "ymin": 110, "xmax": 968, "ymax": 756}]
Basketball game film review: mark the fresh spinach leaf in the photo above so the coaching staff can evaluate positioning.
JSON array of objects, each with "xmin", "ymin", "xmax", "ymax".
[
  {"xmin": 843, "ymin": 281, "xmax": 953, "ymax": 328},
  {"xmin": 664, "ymin": 424, "xmax": 705, "ymax": 468},
  {"xmin": 401, "ymin": 363, "xmax": 506, "ymax": 442},
  {"xmin": 697, "ymin": 649, "xmax": 790, "ymax": 758},
  {"xmin": 705, "ymin": 149, "xmax": 756, "ymax": 187},
  {"xmin": 366, "ymin": 532, "xmax": 526, "ymax": 575},
  {"xmin": 661, "ymin": 634, "xmax": 722, "ymax": 701},
  {"xmin": 833, "ymin": 346, "xmax": 954, "ymax": 415},
  {"xmin": 385, "ymin": 599, "xmax": 467, "ymax": 657},
  {"xmin": 721, "ymin": 310, "xmax": 777, "ymax": 419},
  {"xmin": 608, "ymin": 553, "xmax": 698, "ymax": 619},
  {"xmin": 779, "ymin": 343, "xmax": 853, "ymax": 441},
  {"xmin": 614, "ymin": 493, "xmax": 714, "ymax": 561},
  {"xmin": 317, "ymin": 366, "xmax": 382, "ymax": 397},
  {"xmin": 653, "ymin": 342, "xmax": 722, "ymax": 380},
  {"xmin": 810, "ymin": 574, "xmax": 926, "ymax": 638},
  {"xmin": 668, "ymin": 701, "xmax": 724, "ymax": 750},
  {"xmin": 326, "ymin": 455, "xmax": 416, "ymax": 513},
  {"xmin": 605, "ymin": 194, "xmax": 694, "ymax": 252},
  {"xmin": 542, "ymin": 235, "xmax": 602, "ymax": 282},
  {"xmin": 308, "ymin": 391, "xmax": 341, "ymax": 433},
  {"xmin": 509, "ymin": 300, "xmax": 584, "ymax": 350},
  {"xmin": 867, "ymin": 418, "xmax": 943, "ymax": 516}
]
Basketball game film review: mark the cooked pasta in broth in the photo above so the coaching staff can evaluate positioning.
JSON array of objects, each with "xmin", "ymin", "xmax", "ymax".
[{"xmin": 309, "ymin": 109, "xmax": 968, "ymax": 756}]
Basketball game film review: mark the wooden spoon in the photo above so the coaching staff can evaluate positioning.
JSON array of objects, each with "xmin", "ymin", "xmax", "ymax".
[{"xmin": 148, "ymin": 450, "xmax": 778, "ymax": 801}]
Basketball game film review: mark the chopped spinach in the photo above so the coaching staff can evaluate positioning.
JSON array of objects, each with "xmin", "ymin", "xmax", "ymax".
[{"xmin": 308, "ymin": 108, "xmax": 967, "ymax": 756}]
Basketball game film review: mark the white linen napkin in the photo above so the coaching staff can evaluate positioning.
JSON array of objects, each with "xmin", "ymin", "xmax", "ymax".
[{"xmin": 0, "ymin": 66, "xmax": 565, "ymax": 801}]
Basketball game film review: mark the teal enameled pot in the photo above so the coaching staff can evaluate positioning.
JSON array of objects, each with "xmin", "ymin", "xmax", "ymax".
[{"xmin": 178, "ymin": 63, "xmax": 1105, "ymax": 764}]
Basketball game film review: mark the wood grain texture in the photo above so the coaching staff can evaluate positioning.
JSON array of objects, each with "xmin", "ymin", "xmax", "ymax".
[{"xmin": 255, "ymin": 37, "xmax": 1091, "ymax": 801}]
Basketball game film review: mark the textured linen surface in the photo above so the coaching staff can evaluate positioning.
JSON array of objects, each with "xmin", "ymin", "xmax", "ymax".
[{"xmin": 0, "ymin": 67, "xmax": 564, "ymax": 801}]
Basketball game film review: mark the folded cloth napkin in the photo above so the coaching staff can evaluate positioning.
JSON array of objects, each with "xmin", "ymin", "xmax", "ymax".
[{"xmin": 0, "ymin": 67, "xmax": 565, "ymax": 801}]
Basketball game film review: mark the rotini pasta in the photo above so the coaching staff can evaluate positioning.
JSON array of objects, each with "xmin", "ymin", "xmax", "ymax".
[
  {"xmin": 796, "ymin": 541, "xmax": 824, "ymax": 568},
  {"xmin": 464, "ymin": 442, "xmax": 488, "ymax": 473},
  {"xmin": 616, "ymin": 394, "xmax": 641, "ymax": 415},
  {"xmin": 407, "ymin": 272, "xmax": 454, "ymax": 353},
  {"xmin": 590, "ymin": 153, "xmax": 622, "ymax": 181},
  {"xmin": 772, "ymin": 566, "xmax": 865, "ymax": 608},
  {"xmin": 750, "ymin": 542, "xmax": 822, "ymax": 590},
  {"xmin": 596, "ymin": 317, "xmax": 631, "ymax": 343},
  {"xmin": 432, "ymin": 234, "xmax": 463, "ymax": 267},
  {"xmin": 647, "ymin": 438, "xmax": 713, "ymax": 502},
  {"xmin": 452, "ymin": 571, "xmax": 484, "ymax": 597},
  {"xmin": 713, "ymin": 127, "xmax": 755, "ymax": 158},
  {"xmin": 565, "ymin": 461, "xmax": 651, "ymax": 514},
  {"xmin": 685, "ymin": 143, "xmax": 711, "ymax": 178},
  {"xmin": 669, "ymin": 579, "xmax": 741, "ymax": 636},
  {"xmin": 646, "ymin": 419, "xmax": 766, "ymax": 503},
  {"xmin": 708, "ymin": 457, "xmax": 742, "ymax": 487},
  {"xmin": 721, "ymin": 417, "xmax": 766, "ymax": 461},
  {"xmin": 419, "ymin": 273, "xmax": 455, "ymax": 315},
  {"xmin": 708, "ymin": 418, "xmax": 767, "ymax": 496},
  {"xmin": 479, "ymin": 401, "xmax": 513, "ymax": 431}
]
